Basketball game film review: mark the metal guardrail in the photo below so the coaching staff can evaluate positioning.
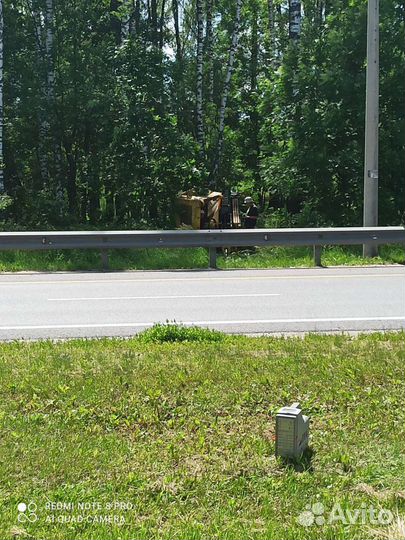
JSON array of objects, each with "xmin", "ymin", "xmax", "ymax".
[{"xmin": 0, "ymin": 227, "xmax": 404, "ymax": 269}]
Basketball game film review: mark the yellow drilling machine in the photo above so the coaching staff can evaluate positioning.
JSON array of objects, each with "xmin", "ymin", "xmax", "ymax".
[{"xmin": 175, "ymin": 189, "xmax": 241, "ymax": 230}]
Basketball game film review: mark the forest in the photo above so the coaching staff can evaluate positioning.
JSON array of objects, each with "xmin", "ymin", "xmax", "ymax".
[{"xmin": 0, "ymin": 0, "xmax": 404, "ymax": 230}]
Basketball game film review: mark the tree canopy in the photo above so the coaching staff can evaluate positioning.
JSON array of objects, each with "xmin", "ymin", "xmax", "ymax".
[{"xmin": 0, "ymin": 0, "xmax": 404, "ymax": 229}]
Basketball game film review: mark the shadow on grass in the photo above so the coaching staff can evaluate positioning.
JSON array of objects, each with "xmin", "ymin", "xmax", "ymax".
[{"xmin": 280, "ymin": 446, "xmax": 316, "ymax": 473}]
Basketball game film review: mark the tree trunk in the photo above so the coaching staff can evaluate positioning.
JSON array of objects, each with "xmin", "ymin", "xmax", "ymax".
[
  {"xmin": 134, "ymin": 0, "xmax": 141, "ymax": 35},
  {"xmin": 146, "ymin": 0, "xmax": 151, "ymax": 26},
  {"xmin": 0, "ymin": 0, "xmax": 4, "ymax": 193},
  {"xmin": 212, "ymin": 0, "xmax": 242, "ymax": 183},
  {"xmin": 65, "ymin": 143, "xmax": 78, "ymax": 217},
  {"xmin": 172, "ymin": 0, "xmax": 186, "ymax": 129},
  {"xmin": 88, "ymin": 171, "xmax": 101, "ymax": 224},
  {"xmin": 289, "ymin": 0, "xmax": 301, "ymax": 41},
  {"xmin": 30, "ymin": 0, "xmax": 61, "ymax": 199},
  {"xmin": 150, "ymin": 0, "xmax": 159, "ymax": 46},
  {"xmin": 172, "ymin": 0, "xmax": 182, "ymax": 60},
  {"xmin": 196, "ymin": 0, "xmax": 205, "ymax": 160},
  {"xmin": 30, "ymin": 2, "xmax": 49, "ymax": 185},
  {"xmin": 250, "ymin": 5, "xmax": 258, "ymax": 92},
  {"xmin": 159, "ymin": 0, "xmax": 166, "ymax": 49},
  {"xmin": 267, "ymin": 0, "xmax": 275, "ymax": 62},
  {"xmin": 205, "ymin": 0, "xmax": 214, "ymax": 104},
  {"xmin": 45, "ymin": 0, "xmax": 63, "ymax": 205},
  {"xmin": 121, "ymin": 0, "xmax": 131, "ymax": 40},
  {"xmin": 45, "ymin": 0, "xmax": 55, "ymax": 101},
  {"xmin": 249, "ymin": 3, "xmax": 260, "ymax": 189}
]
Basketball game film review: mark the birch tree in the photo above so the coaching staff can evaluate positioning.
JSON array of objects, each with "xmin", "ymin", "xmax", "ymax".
[
  {"xmin": 133, "ymin": 0, "xmax": 141, "ymax": 35},
  {"xmin": 172, "ymin": 0, "xmax": 187, "ymax": 130},
  {"xmin": 249, "ymin": 0, "xmax": 260, "ymax": 189},
  {"xmin": 289, "ymin": 0, "xmax": 301, "ymax": 41},
  {"xmin": 150, "ymin": 0, "xmax": 159, "ymax": 46},
  {"xmin": 28, "ymin": 1, "xmax": 49, "ymax": 183},
  {"xmin": 26, "ymin": 0, "xmax": 58, "ymax": 191},
  {"xmin": 44, "ymin": 0, "xmax": 64, "ymax": 208},
  {"xmin": 0, "ymin": 0, "xmax": 4, "ymax": 193},
  {"xmin": 267, "ymin": 0, "xmax": 275, "ymax": 63},
  {"xmin": 205, "ymin": 0, "xmax": 214, "ymax": 105},
  {"xmin": 45, "ymin": 0, "xmax": 55, "ymax": 100},
  {"xmin": 212, "ymin": 0, "xmax": 242, "ymax": 182},
  {"xmin": 111, "ymin": 0, "xmax": 133, "ymax": 43},
  {"xmin": 121, "ymin": 0, "xmax": 131, "ymax": 40},
  {"xmin": 196, "ymin": 0, "xmax": 205, "ymax": 160},
  {"xmin": 172, "ymin": 0, "xmax": 181, "ymax": 59}
]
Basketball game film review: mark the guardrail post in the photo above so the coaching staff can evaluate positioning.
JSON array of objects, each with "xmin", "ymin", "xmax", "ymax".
[
  {"xmin": 208, "ymin": 247, "xmax": 217, "ymax": 269},
  {"xmin": 313, "ymin": 245, "xmax": 322, "ymax": 267},
  {"xmin": 101, "ymin": 249, "xmax": 109, "ymax": 271}
]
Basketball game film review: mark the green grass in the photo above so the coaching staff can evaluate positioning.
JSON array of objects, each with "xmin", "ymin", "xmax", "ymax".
[
  {"xmin": 0, "ymin": 330, "xmax": 404, "ymax": 539},
  {"xmin": 137, "ymin": 324, "xmax": 227, "ymax": 343},
  {"xmin": 0, "ymin": 244, "xmax": 403, "ymax": 272}
]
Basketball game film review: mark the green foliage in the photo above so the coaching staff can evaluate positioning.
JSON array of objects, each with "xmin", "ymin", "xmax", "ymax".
[
  {"xmin": 0, "ymin": 195, "xmax": 12, "ymax": 212},
  {"xmin": 137, "ymin": 323, "xmax": 227, "ymax": 343},
  {"xmin": 260, "ymin": 0, "xmax": 405, "ymax": 226},
  {"xmin": 2, "ymin": 0, "xmax": 405, "ymax": 228}
]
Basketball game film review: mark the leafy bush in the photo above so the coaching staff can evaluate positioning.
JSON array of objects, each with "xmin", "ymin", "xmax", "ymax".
[{"xmin": 137, "ymin": 323, "xmax": 226, "ymax": 343}]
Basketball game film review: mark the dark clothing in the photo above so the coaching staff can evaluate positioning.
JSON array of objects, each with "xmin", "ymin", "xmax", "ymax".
[{"xmin": 244, "ymin": 204, "xmax": 259, "ymax": 228}]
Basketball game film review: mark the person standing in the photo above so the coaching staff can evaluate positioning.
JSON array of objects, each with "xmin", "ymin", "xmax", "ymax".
[{"xmin": 243, "ymin": 196, "xmax": 259, "ymax": 228}]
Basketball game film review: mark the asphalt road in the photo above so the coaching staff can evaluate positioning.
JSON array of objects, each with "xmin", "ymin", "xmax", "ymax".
[{"xmin": 0, "ymin": 266, "xmax": 404, "ymax": 340}]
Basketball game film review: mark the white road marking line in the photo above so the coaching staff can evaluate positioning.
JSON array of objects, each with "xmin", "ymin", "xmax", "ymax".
[
  {"xmin": 47, "ymin": 293, "xmax": 281, "ymax": 301},
  {"xmin": 0, "ymin": 316, "xmax": 404, "ymax": 331},
  {"xmin": 0, "ymin": 272, "xmax": 404, "ymax": 286}
]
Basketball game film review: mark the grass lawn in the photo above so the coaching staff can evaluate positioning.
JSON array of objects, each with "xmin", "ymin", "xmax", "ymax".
[
  {"xmin": 0, "ymin": 330, "xmax": 404, "ymax": 539},
  {"xmin": 0, "ymin": 244, "xmax": 403, "ymax": 272}
]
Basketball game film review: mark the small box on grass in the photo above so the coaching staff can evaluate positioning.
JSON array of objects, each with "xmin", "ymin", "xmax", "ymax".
[{"xmin": 275, "ymin": 402, "xmax": 309, "ymax": 459}]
